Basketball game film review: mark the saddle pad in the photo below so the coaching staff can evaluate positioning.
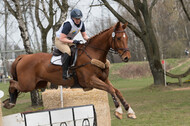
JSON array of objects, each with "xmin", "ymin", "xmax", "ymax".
[{"xmin": 50, "ymin": 55, "xmax": 62, "ymax": 66}]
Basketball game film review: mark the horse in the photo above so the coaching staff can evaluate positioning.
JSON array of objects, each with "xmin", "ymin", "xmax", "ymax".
[{"xmin": 3, "ymin": 22, "xmax": 136, "ymax": 119}]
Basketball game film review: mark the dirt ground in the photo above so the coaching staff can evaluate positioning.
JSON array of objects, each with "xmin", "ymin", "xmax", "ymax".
[{"xmin": 173, "ymin": 87, "xmax": 190, "ymax": 91}]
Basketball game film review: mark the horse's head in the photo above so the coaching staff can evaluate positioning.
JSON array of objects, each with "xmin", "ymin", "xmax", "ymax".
[{"xmin": 110, "ymin": 22, "xmax": 131, "ymax": 62}]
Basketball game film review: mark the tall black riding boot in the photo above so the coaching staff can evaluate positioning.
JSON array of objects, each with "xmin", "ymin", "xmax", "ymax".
[{"xmin": 61, "ymin": 53, "xmax": 71, "ymax": 80}]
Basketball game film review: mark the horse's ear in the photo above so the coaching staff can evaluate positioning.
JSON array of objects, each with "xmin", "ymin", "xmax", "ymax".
[
  {"xmin": 115, "ymin": 22, "xmax": 121, "ymax": 30},
  {"xmin": 122, "ymin": 22, "xmax": 128, "ymax": 29}
]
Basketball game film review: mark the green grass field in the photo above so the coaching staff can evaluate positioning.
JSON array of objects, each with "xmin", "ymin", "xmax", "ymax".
[{"xmin": 0, "ymin": 58, "xmax": 190, "ymax": 126}]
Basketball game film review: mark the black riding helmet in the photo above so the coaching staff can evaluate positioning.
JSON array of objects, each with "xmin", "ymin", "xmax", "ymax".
[{"xmin": 70, "ymin": 9, "xmax": 83, "ymax": 19}]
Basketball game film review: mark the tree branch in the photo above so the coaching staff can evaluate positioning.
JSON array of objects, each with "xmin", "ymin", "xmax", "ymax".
[
  {"xmin": 113, "ymin": 0, "xmax": 137, "ymax": 19},
  {"xmin": 54, "ymin": 0, "xmax": 69, "ymax": 12},
  {"xmin": 166, "ymin": 67, "xmax": 190, "ymax": 78},
  {"xmin": 134, "ymin": 0, "xmax": 144, "ymax": 12},
  {"xmin": 179, "ymin": 0, "xmax": 190, "ymax": 21},
  {"xmin": 101, "ymin": 0, "xmax": 142, "ymax": 39},
  {"xmin": 46, "ymin": 0, "xmax": 53, "ymax": 30},
  {"xmin": 35, "ymin": 0, "xmax": 43, "ymax": 30},
  {"xmin": 84, "ymin": 0, "xmax": 94, "ymax": 21},
  {"xmin": 3, "ymin": 0, "xmax": 17, "ymax": 17},
  {"xmin": 41, "ymin": 0, "xmax": 49, "ymax": 20},
  {"xmin": 149, "ymin": 0, "xmax": 158, "ymax": 13},
  {"xmin": 0, "ymin": 12, "xmax": 5, "ymax": 15},
  {"xmin": 133, "ymin": 0, "xmax": 146, "ymax": 32}
]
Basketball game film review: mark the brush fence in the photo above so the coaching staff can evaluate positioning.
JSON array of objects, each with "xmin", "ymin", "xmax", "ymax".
[
  {"xmin": 2, "ymin": 104, "xmax": 96, "ymax": 126},
  {"xmin": 42, "ymin": 88, "xmax": 111, "ymax": 126}
]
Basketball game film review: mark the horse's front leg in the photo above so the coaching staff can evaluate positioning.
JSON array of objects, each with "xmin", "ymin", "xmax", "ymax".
[
  {"xmin": 111, "ymin": 93, "xmax": 123, "ymax": 119},
  {"xmin": 89, "ymin": 76, "xmax": 122, "ymax": 119},
  {"xmin": 105, "ymin": 79, "xmax": 136, "ymax": 119}
]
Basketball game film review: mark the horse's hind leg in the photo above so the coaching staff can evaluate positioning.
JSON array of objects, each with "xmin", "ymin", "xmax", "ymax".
[
  {"xmin": 106, "ymin": 79, "xmax": 136, "ymax": 119},
  {"xmin": 3, "ymin": 80, "xmax": 20, "ymax": 109}
]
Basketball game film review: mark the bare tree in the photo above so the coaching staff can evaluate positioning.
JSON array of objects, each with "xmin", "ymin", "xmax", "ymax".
[
  {"xmin": 3, "ymin": 0, "xmax": 33, "ymax": 54},
  {"xmin": 35, "ymin": 0, "xmax": 68, "ymax": 52},
  {"xmin": 101, "ymin": 0, "xmax": 165, "ymax": 85},
  {"xmin": 28, "ymin": 0, "xmax": 41, "ymax": 51},
  {"xmin": 52, "ymin": 0, "xmax": 69, "ymax": 46}
]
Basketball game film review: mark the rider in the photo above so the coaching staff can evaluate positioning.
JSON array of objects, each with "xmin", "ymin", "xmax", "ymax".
[{"xmin": 55, "ymin": 9, "xmax": 89, "ymax": 80}]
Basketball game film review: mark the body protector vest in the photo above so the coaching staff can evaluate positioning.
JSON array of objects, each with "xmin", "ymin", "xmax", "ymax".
[{"xmin": 56, "ymin": 19, "xmax": 83, "ymax": 40}]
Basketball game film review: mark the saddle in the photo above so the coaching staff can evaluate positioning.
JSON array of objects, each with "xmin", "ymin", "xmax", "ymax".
[
  {"xmin": 51, "ymin": 45, "xmax": 78, "ymax": 67},
  {"xmin": 51, "ymin": 45, "xmax": 81, "ymax": 88}
]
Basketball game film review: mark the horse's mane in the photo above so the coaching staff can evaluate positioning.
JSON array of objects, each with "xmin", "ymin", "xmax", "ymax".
[{"xmin": 88, "ymin": 26, "xmax": 114, "ymax": 41}]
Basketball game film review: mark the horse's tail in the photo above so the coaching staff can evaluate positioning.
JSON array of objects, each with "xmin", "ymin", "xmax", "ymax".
[{"xmin": 11, "ymin": 55, "xmax": 25, "ymax": 81}]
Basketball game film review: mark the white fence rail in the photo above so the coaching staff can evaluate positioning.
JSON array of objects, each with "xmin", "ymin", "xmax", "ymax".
[{"xmin": 3, "ymin": 104, "xmax": 97, "ymax": 126}]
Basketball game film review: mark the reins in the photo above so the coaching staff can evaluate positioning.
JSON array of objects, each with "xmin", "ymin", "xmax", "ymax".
[
  {"xmin": 82, "ymin": 29, "xmax": 130, "ymax": 53},
  {"xmin": 70, "ymin": 28, "xmax": 130, "ymax": 70}
]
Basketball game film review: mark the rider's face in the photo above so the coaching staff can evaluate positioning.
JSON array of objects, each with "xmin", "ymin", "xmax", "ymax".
[{"xmin": 73, "ymin": 18, "xmax": 81, "ymax": 25}]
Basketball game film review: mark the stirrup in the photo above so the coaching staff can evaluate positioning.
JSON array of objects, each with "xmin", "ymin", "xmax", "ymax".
[{"xmin": 63, "ymin": 71, "xmax": 71, "ymax": 80}]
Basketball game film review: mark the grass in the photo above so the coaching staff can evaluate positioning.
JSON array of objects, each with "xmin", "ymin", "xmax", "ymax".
[
  {"xmin": 0, "ymin": 58, "xmax": 190, "ymax": 126},
  {"xmin": 109, "ymin": 78, "xmax": 190, "ymax": 126},
  {"xmin": 109, "ymin": 58, "xmax": 190, "ymax": 126},
  {"xmin": 166, "ymin": 58, "xmax": 190, "ymax": 83},
  {"xmin": 0, "ymin": 83, "xmax": 32, "ymax": 115}
]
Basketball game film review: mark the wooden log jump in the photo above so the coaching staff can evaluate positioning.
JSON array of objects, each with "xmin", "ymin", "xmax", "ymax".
[{"xmin": 166, "ymin": 67, "xmax": 190, "ymax": 86}]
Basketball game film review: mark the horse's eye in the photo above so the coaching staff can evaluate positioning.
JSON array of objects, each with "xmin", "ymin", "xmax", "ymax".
[{"xmin": 117, "ymin": 37, "xmax": 121, "ymax": 40}]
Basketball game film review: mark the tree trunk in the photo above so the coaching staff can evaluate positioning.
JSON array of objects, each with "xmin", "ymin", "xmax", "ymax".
[
  {"xmin": 41, "ymin": 31, "xmax": 48, "ymax": 52},
  {"xmin": 143, "ymin": 12, "xmax": 165, "ymax": 85},
  {"xmin": 30, "ymin": 90, "xmax": 42, "ymax": 106},
  {"xmin": 102, "ymin": 0, "xmax": 165, "ymax": 85},
  {"xmin": 143, "ymin": 37, "xmax": 164, "ymax": 85}
]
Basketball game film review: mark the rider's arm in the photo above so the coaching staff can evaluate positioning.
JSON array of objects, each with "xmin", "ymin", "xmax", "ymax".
[
  {"xmin": 81, "ymin": 23, "xmax": 89, "ymax": 41},
  {"xmin": 81, "ymin": 32, "xmax": 89, "ymax": 41},
  {"xmin": 59, "ymin": 33, "xmax": 73, "ymax": 44},
  {"xmin": 59, "ymin": 22, "xmax": 75, "ymax": 44}
]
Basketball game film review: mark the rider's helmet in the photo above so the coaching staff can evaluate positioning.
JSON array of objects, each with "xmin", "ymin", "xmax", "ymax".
[{"xmin": 70, "ymin": 9, "xmax": 83, "ymax": 19}]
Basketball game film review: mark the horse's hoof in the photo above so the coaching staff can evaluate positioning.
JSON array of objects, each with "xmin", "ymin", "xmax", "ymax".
[
  {"xmin": 83, "ymin": 88, "xmax": 93, "ymax": 91},
  {"xmin": 127, "ymin": 113, "xmax": 137, "ymax": 119},
  {"xmin": 2, "ymin": 99, "xmax": 15, "ymax": 109},
  {"xmin": 115, "ymin": 111, "xmax": 123, "ymax": 119},
  {"xmin": 3, "ymin": 103, "xmax": 15, "ymax": 109},
  {"xmin": 3, "ymin": 98, "xmax": 10, "ymax": 103}
]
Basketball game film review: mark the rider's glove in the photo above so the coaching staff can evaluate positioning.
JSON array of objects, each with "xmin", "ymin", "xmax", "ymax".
[{"xmin": 73, "ymin": 40, "xmax": 80, "ymax": 44}]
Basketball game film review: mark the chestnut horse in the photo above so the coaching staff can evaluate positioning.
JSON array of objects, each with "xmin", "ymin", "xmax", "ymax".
[{"xmin": 3, "ymin": 22, "xmax": 136, "ymax": 119}]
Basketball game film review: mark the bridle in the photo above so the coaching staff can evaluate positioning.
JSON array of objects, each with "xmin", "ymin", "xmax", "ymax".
[{"xmin": 110, "ymin": 29, "xmax": 130, "ymax": 57}]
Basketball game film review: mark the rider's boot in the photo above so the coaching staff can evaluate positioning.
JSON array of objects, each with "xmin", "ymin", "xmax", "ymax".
[{"xmin": 61, "ymin": 53, "xmax": 71, "ymax": 80}]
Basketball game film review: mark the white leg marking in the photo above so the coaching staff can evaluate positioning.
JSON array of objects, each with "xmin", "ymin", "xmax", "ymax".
[{"xmin": 115, "ymin": 106, "xmax": 123, "ymax": 114}]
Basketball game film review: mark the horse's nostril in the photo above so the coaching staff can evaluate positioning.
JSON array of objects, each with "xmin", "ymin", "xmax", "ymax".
[{"xmin": 124, "ymin": 57, "xmax": 129, "ymax": 62}]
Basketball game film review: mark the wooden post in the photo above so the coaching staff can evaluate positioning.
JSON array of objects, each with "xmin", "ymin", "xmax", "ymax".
[
  {"xmin": 178, "ymin": 77, "xmax": 183, "ymax": 86},
  {"xmin": 0, "ymin": 98, "xmax": 2, "ymax": 126},
  {"xmin": 0, "ymin": 90, "xmax": 4, "ymax": 126}
]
